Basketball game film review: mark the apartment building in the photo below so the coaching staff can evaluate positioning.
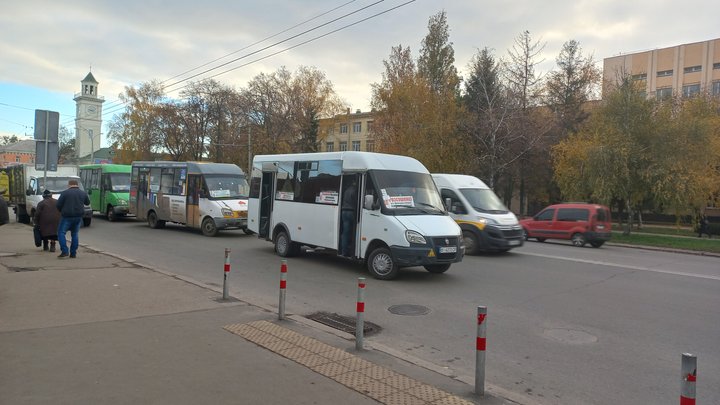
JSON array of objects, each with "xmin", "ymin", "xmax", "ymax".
[
  {"xmin": 318, "ymin": 109, "xmax": 375, "ymax": 152},
  {"xmin": 0, "ymin": 139, "xmax": 35, "ymax": 168},
  {"xmin": 603, "ymin": 38, "xmax": 720, "ymax": 99}
]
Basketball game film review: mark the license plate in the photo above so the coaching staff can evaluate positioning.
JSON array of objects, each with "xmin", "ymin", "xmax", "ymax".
[
  {"xmin": 509, "ymin": 240, "xmax": 520, "ymax": 246},
  {"xmin": 439, "ymin": 246, "xmax": 457, "ymax": 253}
]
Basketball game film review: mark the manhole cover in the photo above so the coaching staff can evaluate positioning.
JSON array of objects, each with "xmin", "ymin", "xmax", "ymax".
[
  {"xmin": 543, "ymin": 328, "xmax": 597, "ymax": 344},
  {"xmin": 388, "ymin": 304, "xmax": 430, "ymax": 316},
  {"xmin": 306, "ymin": 312, "xmax": 381, "ymax": 336}
]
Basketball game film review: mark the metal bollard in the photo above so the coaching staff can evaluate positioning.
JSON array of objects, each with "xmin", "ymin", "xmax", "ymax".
[
  {"xmin": 475, "ymin": 306, "xmax": 487, "ymax": 396},
  {"xmin": 222, "ymin": 248, "xmax": 231, "ymax": 300},
  {"xmin": 681, "ymin": 353, "xmax": 697, "ymax": 405},
  {"xmin": 278, "ymin": 260, "xmax": 287, "ymax": 320},
  {"xmin": 355, "ymin": 277, "xmax": 366, "ymax": 350}
]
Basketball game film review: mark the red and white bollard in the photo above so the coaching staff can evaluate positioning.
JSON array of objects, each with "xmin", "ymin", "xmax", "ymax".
[
  {"xmin": 475, "ymin": 306, "xmax": 487, "ymax": 396},
  {"xmin": 681, "ymin": 353, "xmax": 697, "ymax": 405},
  {"xmin": 355, "ymin": 277, "xmax": 366, "ymax": 350},
  {"xmin": 278, "ymin": 260, "xmax": 287, "ymax": 320},
  {"xmin": 222, "ymin": 248, "xmax": 231, "ymax": 300}
]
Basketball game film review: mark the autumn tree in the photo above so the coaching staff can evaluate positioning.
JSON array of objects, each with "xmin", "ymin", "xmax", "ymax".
[
  {"xmin": 417, "ymin": 11, "xmax": 460, "ymax": 96},
  {"xmin": 57, "ymin": 126, "xmax": 75, "ymax": 163},
  {"xmin": 544, "ymin": 40, "xmax": 601, "ymax": 134}
]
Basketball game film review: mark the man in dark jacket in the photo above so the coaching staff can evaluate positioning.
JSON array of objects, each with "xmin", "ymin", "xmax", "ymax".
[{"xmin": 56, "ymin": 179, "xmax": 90, "ymax": 258}]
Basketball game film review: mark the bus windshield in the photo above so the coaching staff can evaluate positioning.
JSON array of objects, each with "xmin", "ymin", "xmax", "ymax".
[
  {"xmin": 204, "ymin": 174, "xmax": 250, "ymax": 199},
  {"xmin": 109, "ymin": 173, "xmax": 131, "ymax": 192},
  {"xmin": 370, "ymin": 170, "xmax": 445, "ymax": 215},
  {"xmin": 459, "ymin": 188, "xmax": 509, "ymax": 214}
]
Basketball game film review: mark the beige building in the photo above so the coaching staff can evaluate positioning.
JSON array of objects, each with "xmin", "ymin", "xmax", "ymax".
[
  {"xmin": 603, "ymin": 38, "xmax": 720, "ymax": 99},
  {"xmin": 318, "ymin": 109, "xmax": 375, "ymax": 152}
]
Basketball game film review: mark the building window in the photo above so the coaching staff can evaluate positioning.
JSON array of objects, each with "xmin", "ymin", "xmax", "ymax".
[
  {"xmin": 365, "ymin": 141, "xmax": 374, "ymax": 152},
  {"xmin": 339, "ymin": 141, "xmax": 347, "ymax": 151},
  {"xmin": 714, "ymin": 62, "xmax": 720, "ymax": 70},
  {"xmin": 340, "ymin": 124, "xmax": 348, "ymax": 134},
  {"xmin": 367, "ymin": 121, "xmax": 374, "ymax": 133},
  {"xmin": 15, "ymin": 156, "xmax": 20, "ymax": 162},
  {"xmin": 351, "ymin": 141, "xmax": 361, "ymax": 151},
  {"xmin": 682, "ymin": 83, "xmax": 701, "ymax": 97},
  {"xmin": 632, "ymin": 73, "xmax": 647, "ymax": 81},
  {"xmin": 656, "ymin": 70, "xmax": 673, "ymax": 77},
  {"xmin": 326, "ymin": 142, "xmax": 334, "ymax": 152},
  {"xmin": 683, "ymin": 65, "xmax": 702, "ymax": 74},
  {"xmin": 712, "ymin": 81, "xmax": 720, "ymax": 96},
  {"xmin": 353, "ymin": 122, "xmax": 362, "ymax": 133},
  {"xmin": 656, "ymin": 87, "xmax": 673, "ymax": 100}
]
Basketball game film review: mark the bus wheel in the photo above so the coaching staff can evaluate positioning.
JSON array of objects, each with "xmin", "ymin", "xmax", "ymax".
[
  {"xmin": 424, "ymin": 263, "xmax": 451, "ymax": 273},
  {"xmin": 367, "ymin": 247, "xmax": 399, "ymax": 280},
  {"xmin": 201, "ymin": 218, "xmax": 218, "ymax": 237},
  {"xmin": 106, "ymin": 206, "xmax": 116, "ymax": 222},
  {"xmin": 274, "ymin": 230, "xmax": 297, "ymax": 257},
  {"xmin": 147, "ymin": 211, "xmax": 165, "ymax": 229},
  {"xmin": 462, "ymin": 231, "xmax": 479, "ymax": 255}
]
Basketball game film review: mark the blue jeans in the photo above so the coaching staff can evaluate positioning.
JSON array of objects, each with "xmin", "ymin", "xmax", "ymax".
[
  {"xmin": 57, "ymin": 216, "xmax": 82, "ymax": 255},
  {"xmin": 340, "ymin": 210, "xmax": 355, "ymax": 256}
]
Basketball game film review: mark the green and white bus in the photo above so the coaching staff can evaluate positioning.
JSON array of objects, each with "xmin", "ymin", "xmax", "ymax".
[{"xmin": 79, "ymin": 164, "xmax": 132, "ymax": 221}]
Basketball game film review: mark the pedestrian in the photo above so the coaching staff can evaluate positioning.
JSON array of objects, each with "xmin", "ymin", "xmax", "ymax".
[
  {"xmin": 55, "ymin": 179, "xmax": 90, "ymax": 258},
  {"xmin": 0, "ymin": 187, "xmax": 9, "ymax": 226},
  {"xmin": 697, "ymin": 214, "xmax": 711, "ymax": 238},
  {"xmin": 340, "ymin": 177, "xmax": 357, "ymax": 257},
  {"xmin": 34, "ymin": 189, "xmax": 61, "ymax": 251}
]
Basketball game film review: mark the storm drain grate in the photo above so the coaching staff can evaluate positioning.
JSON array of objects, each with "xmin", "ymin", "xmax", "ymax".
[
  {"xmin": 388, "ymin": 304, "xmax": 430, "ymax": 316},
  {"xmin": 8, "ymin": 267, "xmax": 40, "ymax": 272},
  {"xmin": 306, "ymin": 311, "xmax": 381, "ymax": 336}
]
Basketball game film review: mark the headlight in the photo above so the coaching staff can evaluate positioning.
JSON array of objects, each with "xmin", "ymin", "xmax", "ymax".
[
  {"xmin": 117, "ymin": 199, "xmax": 127, "ymax": 205},
  {"xmin": 221, "ymin": 208, "xmax": 233, "ymax": 217},
  {"xmin": 477, "ymin": 216, "xmax": 498, "ymax": 225},
  {"xmin": 405, "ymin": 230, "xmax": 426, "ymax": 244}
]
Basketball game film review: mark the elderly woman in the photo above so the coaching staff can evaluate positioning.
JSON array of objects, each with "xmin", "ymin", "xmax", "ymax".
[{"xmin": 34, "ymin": 189, "xmax": 61, "ymax": 252}]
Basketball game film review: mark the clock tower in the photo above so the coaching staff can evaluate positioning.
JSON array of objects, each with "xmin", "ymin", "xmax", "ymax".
[{"xmin": 74, "ymin": 71, "xmax": 104, "ymax": 161}]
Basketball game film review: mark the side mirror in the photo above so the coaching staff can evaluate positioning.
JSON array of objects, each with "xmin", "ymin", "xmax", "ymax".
[
  {"xmin": 444, "ymin": 198, "xmax": 452, "ymax": 212},
  {"xmin": 364, "ymin": 194, "xmax": 375, "ymax": 210},
  {"xmin": 26, "ymin": 188, "xmax": 33, "ymax": 196}
]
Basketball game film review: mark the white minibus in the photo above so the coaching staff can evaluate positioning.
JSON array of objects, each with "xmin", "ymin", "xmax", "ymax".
[
  {"xmin": 248, "ymin": 152, "xmax": 464, "ymax": 280},
  {"xmin": 130, "ymin": 161, "xmax": 250, "ymax": 236},
  {"xmin": 432, "ymin": 174, "xmax": 524, "ymax": 254}
]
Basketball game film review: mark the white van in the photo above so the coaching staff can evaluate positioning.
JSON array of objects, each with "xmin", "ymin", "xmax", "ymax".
[
  {"xmin": 248, "ymin": 152, "xmax": 464, "ymax": 280},
  {"xmin": 432, "ymin": 174, "xmax": 524, "ymax": 254}
]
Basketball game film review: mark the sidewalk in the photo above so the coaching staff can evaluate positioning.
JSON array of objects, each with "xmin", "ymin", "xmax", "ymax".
[{"xmin": 0, "ymin": 221, "xmax": 519, "ymax": 405}]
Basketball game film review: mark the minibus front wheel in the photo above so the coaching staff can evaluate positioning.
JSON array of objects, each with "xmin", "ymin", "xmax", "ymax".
[
  {"xmin": 201, "ymin": 218, "xmax": 218, "ymax": 237},
  {"xmin": 367, "ymin": 247, "xmax": 399, "ymax": 280}
]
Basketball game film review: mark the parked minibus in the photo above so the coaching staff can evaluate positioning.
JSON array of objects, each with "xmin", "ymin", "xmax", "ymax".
[
  {"xmin": 80, "ymin": 164, "xmax": 132, "ymax": 221},
  {"xmin": 432, "ymin": 174, "xmax": 524, "ymax": 254},
  {"xmin": 247, "ymin": 152, "xmax": 464, "ymax": 280},
  {"xmin": 130, "ymin": 161, "xmax": 250, "ymax": 236}
]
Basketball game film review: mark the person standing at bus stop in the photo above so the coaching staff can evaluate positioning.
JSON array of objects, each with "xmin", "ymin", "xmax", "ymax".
[
  {"xmin": 35, "ymin": 189, "xmax": 60, "ymax": 251},
  {"xmin": 56, "ymin": 179, "xmax": 90, "ymax": 258}
]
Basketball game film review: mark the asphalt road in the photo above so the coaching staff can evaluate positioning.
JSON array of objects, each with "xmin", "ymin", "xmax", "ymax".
[{"xmin": 80, "ymin": 215, "xmax": 720, "ymax": 405}]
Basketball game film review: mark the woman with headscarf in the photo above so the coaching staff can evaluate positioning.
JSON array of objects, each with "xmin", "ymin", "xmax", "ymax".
[{"xmin": 34, "ymin": 189, "xmax": 61, "ymax": 251}]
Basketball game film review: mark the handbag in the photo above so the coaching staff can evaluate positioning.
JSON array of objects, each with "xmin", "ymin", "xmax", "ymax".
[{"xmin": 33, "ymin": 225, "xmax": 42, "ymax": 247}]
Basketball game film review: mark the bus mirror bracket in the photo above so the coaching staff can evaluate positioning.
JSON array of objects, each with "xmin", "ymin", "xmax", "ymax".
[{"xmin": 364, "ymin": 194, "xmax": 375, "ymax": 210}]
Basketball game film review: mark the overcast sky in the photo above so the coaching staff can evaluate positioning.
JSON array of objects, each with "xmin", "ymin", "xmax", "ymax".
[{"xmin": 1, "ymin": 0, "xmax": 717, "ymax": 147}]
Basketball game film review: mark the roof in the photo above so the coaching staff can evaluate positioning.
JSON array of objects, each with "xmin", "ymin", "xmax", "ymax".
[
  {"xmin": 0, "ymin": 139, "xmax": 35, "ymax": 153},
  {"xmin": 82, "ymin": 71, "xmax": 98, "ymax": 83}
]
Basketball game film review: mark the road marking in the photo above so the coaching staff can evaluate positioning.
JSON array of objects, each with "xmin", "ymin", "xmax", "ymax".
[{"xmin": 516, "ymin": 251, "xmax": 720, "ymax": 281}]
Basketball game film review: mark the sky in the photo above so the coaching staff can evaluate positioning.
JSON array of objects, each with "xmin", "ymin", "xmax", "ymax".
[{"xmin": 1, "ymin": 0, "xmax": 718, "ymax": 147}]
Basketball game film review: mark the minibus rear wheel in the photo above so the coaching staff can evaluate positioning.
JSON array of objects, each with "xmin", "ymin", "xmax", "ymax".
[
  {"xmin": 147, "ymin": 211, "xmax": 165, "ymax": 229},
  {"xmin": 367, "ymin": 247, "xmax": 399, "ymax": 280}
]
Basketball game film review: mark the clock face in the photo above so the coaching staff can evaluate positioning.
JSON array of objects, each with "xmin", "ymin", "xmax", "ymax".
[{"xmin": 86, "ymin": 105, "xmax": 97, "ymax": 115}]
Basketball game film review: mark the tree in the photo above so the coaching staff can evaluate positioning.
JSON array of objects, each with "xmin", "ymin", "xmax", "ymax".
[
  {"xmin": 417, "ymin": 11, "xmax": 460, "ymax": 96},
  {"xmin": 545, "ymin": 40, "xmax": 601, "ymax": 134},
  {"xmin": 0, "ymin": 135, "xmax": 19, "ymax": 145},
  {"xmin": 57, "ymin": 126, "xmax": 75, "ymax": 163},
  {"xmin": 290, "ymin": 66, "xmax": 345, "ymax": 152}
]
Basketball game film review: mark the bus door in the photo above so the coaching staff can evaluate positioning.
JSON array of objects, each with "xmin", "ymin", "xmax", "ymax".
[
  {"xmin": 100, "ymin": 173, "xmax": 110, "ymax": 211},
  {"xmin": 339, "ymin": 173, "xmax": 361, "ymax": 257},
  {"xmin": 88, "ymin": 169, "xmax": 101, "ymax": 212},
  {"xmin": 258, "ymin": 171, "xmax": 275, "ymax": 239},
  {"xmin": 136, "ymin": 169, "xmax": 150, "ymax": 218},
  {"xmin": 186, "ymin": 174, "xmax": 202, "ymax": 228}
]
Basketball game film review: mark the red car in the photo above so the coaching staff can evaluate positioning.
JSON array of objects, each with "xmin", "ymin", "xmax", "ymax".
[{"xmin": 520, "ymin": 203, "xmax": 612, "ymax": 247}]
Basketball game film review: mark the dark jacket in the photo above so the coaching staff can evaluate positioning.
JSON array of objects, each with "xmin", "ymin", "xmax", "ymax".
[
  {"xmin": 35, "ymin": 197, "xmax": 61, "ymax": 238},
  {"xmin": 0, "ymin": 195, "xmax": 8, "ymax": 225},
  {"xmin": 56, "ymin": 187, "xmax": 90, "ymax": 218}
]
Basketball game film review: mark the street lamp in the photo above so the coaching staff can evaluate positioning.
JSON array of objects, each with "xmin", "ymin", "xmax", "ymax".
[{"xmin": 86, "ymin": 129, "xmax": 94, "ymax": 163}]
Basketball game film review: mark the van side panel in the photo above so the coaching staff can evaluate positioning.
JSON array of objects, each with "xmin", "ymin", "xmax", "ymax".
[{"xmin": 272, "ymin": 200, "xmax": 338, "ymax": 248}]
